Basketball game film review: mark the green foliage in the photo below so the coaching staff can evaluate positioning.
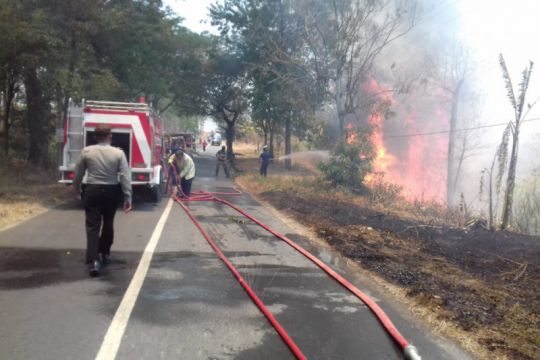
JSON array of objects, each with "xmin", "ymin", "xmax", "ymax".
[
  {"xmin": 0, "ymin": 0, "xmax": 212, "ymax": 165},
  {"xmin": 318, "ymin": 132, "xmax": 373, "ymax": 190},
  {"xmin": 210, "ymin": 0, "xmax": 325, "ymax": 157}
]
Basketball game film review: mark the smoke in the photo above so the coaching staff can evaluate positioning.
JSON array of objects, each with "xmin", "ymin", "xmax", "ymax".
[{"xmin": 349, "ymin": 0, "xmax": 479, "ymax": 204}]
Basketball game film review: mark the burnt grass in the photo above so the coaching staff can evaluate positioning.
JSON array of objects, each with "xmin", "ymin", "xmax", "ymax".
[{"xmin": 260, "ymin": 190, "xmax": 540, "ymax": 360}]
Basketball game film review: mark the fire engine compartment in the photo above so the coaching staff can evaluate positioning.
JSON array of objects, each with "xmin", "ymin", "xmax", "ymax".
[{"xmin": 85, "ymin": 129, "xmax": 132, "ymax": 164}]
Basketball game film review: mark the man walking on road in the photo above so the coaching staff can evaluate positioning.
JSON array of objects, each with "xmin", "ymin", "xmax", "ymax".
[
  {"xmin": 215, "ymin": 145, "xmax": 230, "ymax": 178},
  {"xmin": 259, "ymin": 145, "xmax": 271, "ymax": 177},
  {"xmin": 168, "ymin": 149, "xmax": 196, "ymax": 197},
  {"xmin": 73, "ymin": 124, "xmax": 132, "ymax": 277}
]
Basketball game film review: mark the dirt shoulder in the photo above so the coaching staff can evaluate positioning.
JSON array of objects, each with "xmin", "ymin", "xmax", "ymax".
[
  {"xmin": 235, "ymin": 166, "xmax": 540, "ymax": 360},
  {"xmin": 0, "ymin": 161, "xmax": 72, "ymax": 231}
]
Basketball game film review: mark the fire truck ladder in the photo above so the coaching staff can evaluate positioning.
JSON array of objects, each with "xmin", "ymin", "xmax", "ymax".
[
  {"xmin": 65, "ymin": 100, "xmax": 84, "ymax": 168},
  {"xmin": 85, "ymin": 100, "xmax": 152, "ymax": 113}
]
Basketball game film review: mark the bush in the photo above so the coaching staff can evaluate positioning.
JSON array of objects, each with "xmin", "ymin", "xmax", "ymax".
[
  {"xmin": 318, "ymin": 135, "xmax": 373, "ymax": 190},
  {"xmin": 367, "ymin": 173, "xmax": 403, "ymax": 206}
]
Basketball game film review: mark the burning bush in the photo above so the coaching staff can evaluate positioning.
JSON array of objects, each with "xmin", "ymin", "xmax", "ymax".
[
  {"xmin": 318, "ymin": 133, "xmax": 373, "ymax": 190},
  {"xmin": 367, "ymin": 173, "xmax": 403, "ymax": 206}
]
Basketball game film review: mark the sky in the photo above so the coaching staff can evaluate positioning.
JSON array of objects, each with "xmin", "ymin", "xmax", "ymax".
[
  {"xmin": 164, "ymin": 0, "xmax": 540, "ymax": 153},
  {"xmin": 456, "ymin": 0, "xmax": 540, "ymax": 143},
  {"xmin": 164, "ymin": 0, "xmax": 217, "ymax": 34},
  {"xmin": 163, "ymin": 0, "xmax": 217, "ymax": 131}
]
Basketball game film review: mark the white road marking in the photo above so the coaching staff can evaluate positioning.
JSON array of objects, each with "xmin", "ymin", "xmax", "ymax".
[{"xmin": 95, "ymin": 198, "xmax": 174, "ymax": 360}]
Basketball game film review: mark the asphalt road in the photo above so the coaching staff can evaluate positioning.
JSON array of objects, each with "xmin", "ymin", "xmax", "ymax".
[{"xmin": 0, "ymin": 145, "xmax": 473, "ymax": 360}]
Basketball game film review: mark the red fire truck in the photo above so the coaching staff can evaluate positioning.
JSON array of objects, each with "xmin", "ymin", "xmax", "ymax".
[{"xmin": 59, "ymin": 99, "xmax": 166, "ymax": 202}]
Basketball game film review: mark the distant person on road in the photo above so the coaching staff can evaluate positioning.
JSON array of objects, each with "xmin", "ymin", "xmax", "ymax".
[
  {"xmin": 168, "ymin": 149, "xmax": 195, "ymax": 197},
  {"xmin": 259, "ymin": 145, "xmax": 271, "ymax": 177},
  {"xmin": 73, "ymin": 124, "xmax": 132, "ymax": 277},
  {"xmin": 215, "ymin": 145, "xmax": 230, "ymax": 178},
  {"xmin": 202, "ymin": 139, "xmax": 208, "ymax": 152}
]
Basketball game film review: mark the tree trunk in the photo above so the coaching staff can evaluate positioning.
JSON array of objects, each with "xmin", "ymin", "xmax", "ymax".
[
  {"xmin": 225, "ymin": 120, "xmax": 235, "ymax": 163},
  {"xmin": 25, "ymin": 68, "xmax": 51, "ymax": 168},
  {"xmin": 452, "ymin": 131, "xmax": 468, "ymax": 193},
  {"xmin": 335, "ymin": 74, "xmax": 345, "ymax": 139},
  {"xmin": 268, "ymin": 120, "xmax": 276, "ymax": 158},
  {"xmin": 446, "ymin": 84, "xmax": 462, "ymax": 207},
  {"xmin": 2, "ymin": 75, "xmax": 16, "ymax": 156},
  {"xmin": 501, "ymin": 127, "xmax": 520, "ymax": 229},
  {"xmin": 284, "ymin": 112, "xmax": 292, "ymax": 170},
  {"xmin": 488, "ymin": 155, "xmax": 496, "ymax": 230}
]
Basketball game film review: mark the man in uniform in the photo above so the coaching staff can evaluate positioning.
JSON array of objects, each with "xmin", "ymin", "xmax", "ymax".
[
  {"xmin": 74, "ymin": 124, "xmax": 132, "ymax": 277},
  {"xmin": 215, "ymin": 145, "xmax": 230, "ymax": 178},
  {"xmin": 259, "ymin": 145, "xmax": 271, "ymax": 177},
  {"xmin": 168, "ymin": 149, "xmax": 195, "ymax": 197}
]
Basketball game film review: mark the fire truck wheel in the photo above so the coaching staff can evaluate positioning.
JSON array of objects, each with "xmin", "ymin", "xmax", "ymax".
[
  {"xmin": 149, "ymin": 169, "xmax": 166, "ymax": 203},
  {"xmin": 149, "ymin": 184, "xmax": 162, "ymax": 203}
]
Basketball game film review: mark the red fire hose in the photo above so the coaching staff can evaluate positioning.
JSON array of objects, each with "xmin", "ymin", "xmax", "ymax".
[{"xmin": 165, "ymin": 162, "xmax": 421, "ymax": 360}]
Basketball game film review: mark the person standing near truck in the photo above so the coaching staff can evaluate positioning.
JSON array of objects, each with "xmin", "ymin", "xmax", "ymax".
[
  {"xmin": 215, "ymin": 145, "xmax": 230, "ymax": 178},
  {"xmin": 168, "ymin": 149, "xmax": 195, "ymax": 197},
  {"xmin": 73, "ymin": 124, "xmax": 132, "ymax": 277},
  {"xmin": 259, "ymin": 145, "xmax": 272, "ymax": 177}
]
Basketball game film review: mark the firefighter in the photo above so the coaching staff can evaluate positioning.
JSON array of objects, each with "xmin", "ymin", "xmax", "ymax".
[
  {"xmin": 168, "ymin": 148, "xmax": 195, "ymax": 197},
  {"xmin": 215, "ymin": 145, "xmax": 230, "ymax": 177},
  {"xmin": 73, "ymin": 124, "xmax": 132, "ymax": 277},
  {"xmin": 259, "ymin": 145, "xmax": 271, "ymax": 177}
]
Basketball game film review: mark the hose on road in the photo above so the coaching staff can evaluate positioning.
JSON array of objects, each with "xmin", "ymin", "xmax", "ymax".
[{"xmin": 165, "ymin": 164, "xmax": 421, "ymax": 359}]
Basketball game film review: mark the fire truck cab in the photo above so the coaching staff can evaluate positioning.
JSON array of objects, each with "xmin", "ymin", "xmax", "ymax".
[{"xmin": 59, "ymin": 99, "xmax": 166, "ymax": 202}]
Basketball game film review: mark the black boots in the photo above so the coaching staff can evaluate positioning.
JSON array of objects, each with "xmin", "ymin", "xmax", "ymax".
[{"xmin": 89, "ymin": 260, "xmax": 101, "ymax": 277}]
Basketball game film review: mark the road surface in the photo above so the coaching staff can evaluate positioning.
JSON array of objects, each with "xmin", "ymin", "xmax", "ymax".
[{"xmin": 0, "ymin": 146, "xmax": 473, "ymax": 360}]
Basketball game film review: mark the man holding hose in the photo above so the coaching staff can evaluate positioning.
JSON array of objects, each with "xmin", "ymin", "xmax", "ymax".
[{"xmin": 168, "ymin": 149, "xmax": 195, "ymax": 197}]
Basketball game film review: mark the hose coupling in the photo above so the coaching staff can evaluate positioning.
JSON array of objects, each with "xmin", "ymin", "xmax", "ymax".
[{"xmin": 404, "ymin": 344, "xmax": 422, "ymax": 360}]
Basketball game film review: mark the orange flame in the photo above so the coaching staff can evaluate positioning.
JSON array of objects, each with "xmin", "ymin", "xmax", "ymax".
[
  {"xmin": 360, "ymin": 77, "xmax": 449, "ymax": 203},
  {"xmin": 346, "ymin": 123, "xmax": 357, "ymax": 144}
]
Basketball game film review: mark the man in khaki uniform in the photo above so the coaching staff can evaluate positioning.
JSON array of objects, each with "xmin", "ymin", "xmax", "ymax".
[
  {"xmin": 215, "ymin": 145, "xmax": 230, "ymax": 178},
  {"xmin": 74, "ymin": 124, "xmax": 132, "ymax": 277}
]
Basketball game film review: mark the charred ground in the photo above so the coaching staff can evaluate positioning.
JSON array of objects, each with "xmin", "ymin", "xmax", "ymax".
[{"xmin": 235, "ymin": 159, "xmax": 539, "ymax": 360}]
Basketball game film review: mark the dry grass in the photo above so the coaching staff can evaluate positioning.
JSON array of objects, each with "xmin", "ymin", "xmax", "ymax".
[
  {"xmin": 0, "ymin": 160, "xmax": 71, "ymax": 231},
  {"xmin": 233, "ymin": 142, "xmax": 260, "ymax": 158}
]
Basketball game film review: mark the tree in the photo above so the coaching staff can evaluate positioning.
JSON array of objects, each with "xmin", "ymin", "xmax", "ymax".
[
  {"xmin": 0, "ymin": 0, "xmax": 212, "ymax": 166},
  {"xmin": 480, "ymin": 125, "xmax": 512, "ymax": 230},
  {"xmin": 429, "ymin": 40, "xmax": 474, "ymax": 207},
  {"xmin": 0, "ymin": 0, "xmax": 21, "ymax": 156},
  {"xmin": 203, "ymin": 45, "xmax": 249, "ymax": 161},
  {"xmin": 294, "ymin": 0, "xmax": 417, "ymax": 139},
  {"xmin": 211, "ymin": 0, "xmax": 325, "ymax": 169},
  {"xmin": 498, "ymin": 54, "xmax": 535, "ymax": 230}
]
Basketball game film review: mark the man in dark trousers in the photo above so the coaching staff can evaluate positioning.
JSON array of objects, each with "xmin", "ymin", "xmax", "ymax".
[
  {"xmin": 168, "ymin": 149, "xmax": 196, "ymax": 197},
  {"xmin": 259, "ymin": 145, "xmax": 271, "ymax": 177},
  {"xmin": 74, "ymin": 125, "xmax": 132, "ymax": 277},
  {"xmin": 215, "ymin": 145, "xmax": 230, "ymax": 177}
]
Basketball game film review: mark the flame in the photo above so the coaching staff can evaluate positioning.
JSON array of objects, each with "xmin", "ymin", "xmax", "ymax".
[
  {"xmin": 359, "ymin": 77, "xmax": 449, "ymax": 203},
  {"xmin": 346, "ymin": 123, "xmax": 357, "ymax": 144},
  {"xmin": 367, "ymin": 112, "xmax": 396, "ymax": 179}
]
